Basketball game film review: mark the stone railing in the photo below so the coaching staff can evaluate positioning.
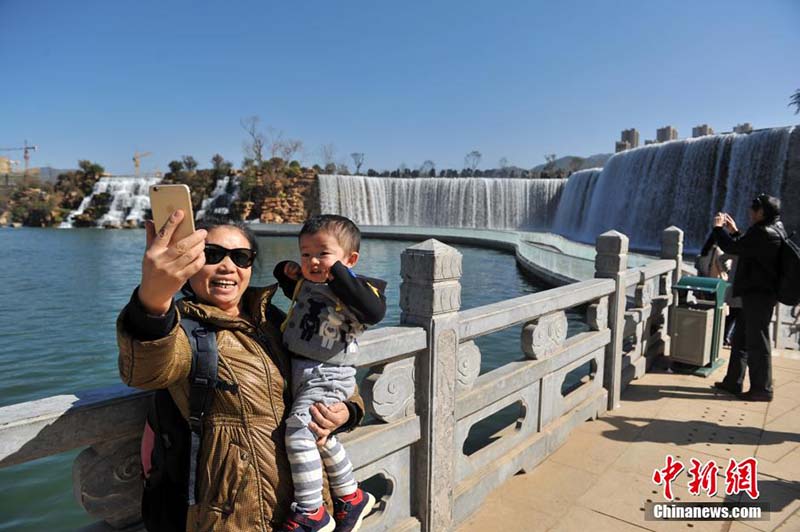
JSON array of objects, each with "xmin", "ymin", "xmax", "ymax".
[{"xmin": 0, "ymin": 227, "xmax": 685, "ymax": 531}]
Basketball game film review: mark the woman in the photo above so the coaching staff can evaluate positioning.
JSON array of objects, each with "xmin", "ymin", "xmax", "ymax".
[
  {"xmin": 712, "ymin": 194, "xmax": 784, "ymax": 402},
  {"xmin": 117, "ymin": 210, "xmax": 363, "ymax": 531}
]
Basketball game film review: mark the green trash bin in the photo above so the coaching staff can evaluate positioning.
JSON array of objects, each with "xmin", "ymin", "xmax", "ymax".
[{"xmin": 670, "ymin": 276, "xmax": 728, "ymax": 375}]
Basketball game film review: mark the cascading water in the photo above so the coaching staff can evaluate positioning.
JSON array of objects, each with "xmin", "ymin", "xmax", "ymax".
[
  {"xmin": 318, "ymin": 176, "xmax": 567, "ymax": 229},
  {"xmin": 318, "ymin": 126, "xmax": 796, "ymax": 250},
  {"xmin": 552, "ymin": 168, "xmax": 601, "ymax": 236},
  {"xmin": 557, "ymin": 127, "xmax": 796, "ymax": 250},
  {"xmin": 196, "ymin": 176, "xmax": 239, "ymax": 220},
  {"xmin": 60, "ymin": 176, "xmax": 162, "ymax": 228}
]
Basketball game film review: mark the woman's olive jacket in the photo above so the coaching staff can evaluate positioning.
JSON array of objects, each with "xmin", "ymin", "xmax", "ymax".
[{"xmin": 117, "ymin": 284, "xmax": 363, "ymax": 531}]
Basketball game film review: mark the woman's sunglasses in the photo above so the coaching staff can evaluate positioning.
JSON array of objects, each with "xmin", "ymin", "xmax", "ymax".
[{"xmin": 204, "ymin": 244, "xmax": 257, "ymax": 268}]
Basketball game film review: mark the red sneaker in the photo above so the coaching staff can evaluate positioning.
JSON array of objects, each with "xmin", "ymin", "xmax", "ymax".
[
  {"xmin": 333, "ymin": 489, "xmax": 376, "ymax": 532},
  {"xmin": 279, "ymin": 505, "xmax": 335, "ymax": 532}
]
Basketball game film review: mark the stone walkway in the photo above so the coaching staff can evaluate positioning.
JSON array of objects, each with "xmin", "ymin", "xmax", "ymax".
[{"xmin": 458, "ymin": 349, "xmax": 800, "ymax": 532}]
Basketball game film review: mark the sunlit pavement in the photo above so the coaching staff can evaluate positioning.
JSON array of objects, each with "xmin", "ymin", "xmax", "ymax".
[{"xmin": 458, "ymin": 348, "xmax": 800, "ymax": 532}]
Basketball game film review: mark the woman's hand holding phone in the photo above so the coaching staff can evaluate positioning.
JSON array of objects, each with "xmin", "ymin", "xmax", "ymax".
[{"xmin": 138, "ymin": 210, "xmax": 208, "ymax": 315}]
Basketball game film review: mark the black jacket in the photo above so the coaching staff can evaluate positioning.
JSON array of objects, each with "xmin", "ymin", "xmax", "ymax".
[{"xmin": 713, "ymin": 218, "xmax": 784, "ymax": 298}]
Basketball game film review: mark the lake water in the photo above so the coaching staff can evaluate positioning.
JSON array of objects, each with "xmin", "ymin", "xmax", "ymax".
[{"xmin": 0, "ymin": 227, "xmax": 584, "ymax": 530}]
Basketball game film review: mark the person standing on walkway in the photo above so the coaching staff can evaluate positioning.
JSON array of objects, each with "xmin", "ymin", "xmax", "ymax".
[{"xmin": 712, "ymin": 194, "xmax": 784, "ymax": 402}]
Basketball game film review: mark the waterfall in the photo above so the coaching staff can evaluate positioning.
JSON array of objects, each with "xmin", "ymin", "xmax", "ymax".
[
  {"xmin": 559, "ymin": 127, "xmax": 795, "ymax": 251},
  {"xmin": 552, "ymin": 168, "xmax": 602, "ymax": 237},
  {"xmin": 317, "ymin": 127, "xmax": 796, "ymax": 250},
  {"xmin": 60, "ymin": 176, "xmax": 162, "ymax": 228},
  {"xmin": 196, "ymin": 176, "xmax": 239, "ymax": 220},
  {"xmin": 319, "ymin": 176, "xmax": 567, "ymax": 229}
]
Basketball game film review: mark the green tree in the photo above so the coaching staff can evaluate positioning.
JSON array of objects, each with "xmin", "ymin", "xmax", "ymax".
[
  {"xmin": 211, "ymin": 154, "xmax": 233, "ymax": 179},
  {"xmin": 167, "ymin": 160, "xmax": 184, "ymax": 176},
  {"xmin": 78, "ymin": 159, "xmax": 105, "ymax": 179},
  {"xmin": 182, "ymin": 155, "xmax": 198, "ymax": 174}
]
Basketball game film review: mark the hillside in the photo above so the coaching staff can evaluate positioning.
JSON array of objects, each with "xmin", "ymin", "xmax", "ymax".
[{"xmin": 531, "ymin": 153, "xmax": 611, "ymax": 174}]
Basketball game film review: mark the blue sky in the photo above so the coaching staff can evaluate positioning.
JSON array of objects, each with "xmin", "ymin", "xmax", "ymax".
[{"xmin": 1, "ymin": 0, "xmax": 798, "ymax": 175}]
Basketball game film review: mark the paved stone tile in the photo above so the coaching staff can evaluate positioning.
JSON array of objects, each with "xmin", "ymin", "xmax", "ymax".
[
  {"xmin": 577, "ymin": 469, "xmax": 730, "ymax": 532},
  {"xmin": 773, "ymin": 374, "xmax": 800, "ymax": 389},
  {"xmin": 574, "ymin": 414, "xmax": 649, "ymax": 440},
  {"xmin": 774, "ymin": 509, "xmax": 800, "ymax": 531},
  {"xmin": 453, "ymin": 461, "xmax": 598, "ymax": 531},
  {"xmin": 547, "ymin": 427, "xmax": 631, "ymax": 475},
  {"xmin": 612, "ymin": 440, "xmax": 726, "ymax": 486},
  {"xmin": 729, "ymin": 522, "xmax": 765, "ymax": 531},
  {"xmin": 764, "ymin": 394, "xmax": 800, "ymax": 424},
  {"xmin": 757, "ymin": 447, "xmax": 800, "ymax": 485},
  {"xmin": 754, "ymin": 409, "xmax": 800, "ymax": 464},
  {"xmin": 548, "ymin": 506, "xmax": 652, "ymax": 532},
  {"xmin": 652, "ymin": 398, "xmax": 765, "ymax": 436},
  {"xmin": 509, "ymin": 460, "xmax": 600, "ymax": 516},
  {"xmin": 611, "ymin": 394, "xmax": 673, "ymax": 420},
  {"xmin": 633, "ymin": 415, "xmax": 760, "ymax": 462},
  {"xmin": 457, "ymin": 506, "xmax": 560, "ymax": 531},
  {"xmin": 772, "ymin": 352, "xmax": 800, "ymax": 372},
  {"xmin": 721, "ymin": 475, "xmax": 800, "ymax": 532}
]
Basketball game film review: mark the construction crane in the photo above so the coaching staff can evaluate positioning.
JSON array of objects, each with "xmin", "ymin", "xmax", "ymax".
[
  {"xmin": 133, "ymin": 151, "xmax": 152, "ymax": 176},
  {"xmin": 0, "ymin": 140, "xmax": 38, "ymax": 176}
]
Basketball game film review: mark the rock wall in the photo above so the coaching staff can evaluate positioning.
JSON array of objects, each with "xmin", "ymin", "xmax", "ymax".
[{"xmin": 258, "ymin": 170, "xmax": 318, "ymax": 224}]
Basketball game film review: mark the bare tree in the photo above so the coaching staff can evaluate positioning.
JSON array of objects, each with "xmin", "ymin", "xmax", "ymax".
[
  {"xmin": 279, "ymin": 139, "xmax": 304, "ymax": 162},
  {"xmin": 265, "ymin": 127, "xmax": 285, "ymax": 159},
  {"xmin": 791, "ymin": 89, "xmax": 800, "ymax": 115},
  {"xmin": 320, "ymin": 144, "xmax": 336, "ymax": 168},
  {"xmin": 464, "ymin": 150, "xmax": 482, "ymax": 174},
  {"xmin": 419, "ymin": 160, "xmax": 435, "ymax": 176},
  {"xmin": 240, "ymin": 116, "xmax": 266, "ymax": 165},
  {"xmin": 351, "ymin": 152, "xmax": 365, "ymax": 174},
  {"xmin": 544, "ymin": 153, "xmax": 558, "ymax": 171},
  {"xmin": 498, "ymin": 157, "xmax": 509, "ymax": 175}
]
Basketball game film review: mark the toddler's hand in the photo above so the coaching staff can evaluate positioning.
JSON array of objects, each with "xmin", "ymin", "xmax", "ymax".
[{"xmin": 284, "ymin": 261, "xmax": 302, "ymax": 281}]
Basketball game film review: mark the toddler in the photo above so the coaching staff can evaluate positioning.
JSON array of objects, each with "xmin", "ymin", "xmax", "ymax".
[{"xmin": 274, "ymin": 214, "xmax": 386, "ymax": 532}]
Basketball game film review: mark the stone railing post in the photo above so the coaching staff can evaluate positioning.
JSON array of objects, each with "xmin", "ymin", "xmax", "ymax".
[
  {"xmin": 661, "ymin": 226, "xmax": 684, "ymax": 284},
  {"xmin": 400, "ymin": 239, "xmax": 462, "ymax": 532},
  {"xmin": 594, "ymin": 230, "xmax": 628, "ymax": 410},
  {"xmin": 661, "ymin": 226, "xmax": 684, "ymax": 352}
]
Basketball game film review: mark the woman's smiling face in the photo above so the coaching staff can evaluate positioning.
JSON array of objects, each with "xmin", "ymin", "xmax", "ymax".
[{"xmin": 189, "ymin": 226, "xmax": 253, "ymax": 316}]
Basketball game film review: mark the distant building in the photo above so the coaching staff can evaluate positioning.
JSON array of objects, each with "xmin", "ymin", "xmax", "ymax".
[
  {"xmin": 621, "ymin": 128, "xmax": 640, "ymax": 148},
  {"xmin": 733, "ymin": 123, "xmax": 753, "ymax": 134},
  {"xmin": 615, "ymin": 141, "xmax": 631, "ymax": 153},
  {"xmin": 692, "ymin": 124, "xmax": 714, "ymax": 137},
  {"xmin": 656, "ymin": 126, "xmax": 679, "ymax": 142},
  {"xmin": 0, "ymin": 157, "xmax": 10, "ymax": 174},
  {"xmin": 645, "ymin": 140, "xmax": 657, "ymax": 145}
]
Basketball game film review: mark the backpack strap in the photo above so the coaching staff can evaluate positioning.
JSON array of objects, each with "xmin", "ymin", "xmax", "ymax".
[
  {"xmin": 280, "ymin": 278, "xmax": 305, "ymax": 333},
  {"xmin": 180, "ymin": 317, "xmax": 239, "ymax": 506}
]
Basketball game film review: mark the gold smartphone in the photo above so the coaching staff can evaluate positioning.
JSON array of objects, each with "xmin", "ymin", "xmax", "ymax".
[{"xmin": 149, "ymin": 184, "xmax": 196, "ymax": 242}]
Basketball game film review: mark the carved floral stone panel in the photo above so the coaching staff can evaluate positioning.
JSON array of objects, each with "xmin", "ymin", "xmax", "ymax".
[
  {"xmin": 73, "ymin": 437, "xmax": 142, "ymax": 528},
  {"xmin": 363, "ymin": 358, "xmax": 415, "ymax": 423},
  {"xmin": 521, "ymin": 311, "xmax": 568, "ymax": 359},
  {"xmin": 456, "ymin": 341, "xmax": 481, "ymax": 391}
]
